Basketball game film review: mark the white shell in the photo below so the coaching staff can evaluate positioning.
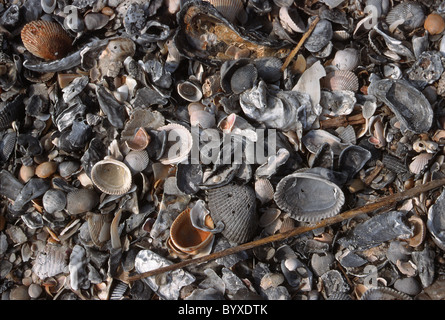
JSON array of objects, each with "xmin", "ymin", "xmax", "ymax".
[
  {"xmin": 332, "ymin": 48, "xmax": 359, "ymax": 71},
  {"xmin": 409, "ymin": 153, "xmax": 433, "ymax": 174},
  {"xmin": 91, "ymin": 158, "xmax": 132, "ymax": 195},
  {"xmin": 157, "ymin": 123, "xmax": 193, "ymax": 165}
]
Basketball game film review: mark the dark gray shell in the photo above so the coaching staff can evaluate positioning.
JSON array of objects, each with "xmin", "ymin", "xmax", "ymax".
[
  {"xmin": 427, "ymin": 188, "xmax": 445, "ymax": 251},
  {"xmin": 274, "ymin": 171, "xmax": 345, "ymax": 222},
  {"xmin": 405, "ymin": 51, "xmax": 443, "ymax": 90},
  {"xmin": 360, "ymin": 287, "xmax": 412, "ymax": 300},
  {"xmin": 304, "ymin": 18, "xmax": 332, "ymax": 53},
  {"xmin": 42, "ymin": 189, "xmax": 67, "ymax": 214},
  {"xmin": 367, "ymin": 78, "xmax": 433, "ymax": 133},
  {"xmin": 338, "ymin": 145, "xmax": 372, "ymax": 181},
  {"xmin": 207, "ymin": 183, "xmax": 258, "ymax": 243},
  {"xmin": 0, "ymin": 94, "xmax": 25, "ymax": 130},
  {"xmin": 385, "ymin": 1, "xmax": 425, "ymax": 31}
]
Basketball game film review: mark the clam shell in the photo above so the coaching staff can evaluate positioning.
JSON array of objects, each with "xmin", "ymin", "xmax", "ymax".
[
  {"xmin": 91, "ymin": 158, "xmax": 132, "ymax": 195},
  {"xmin": 424, "ymin": 13, "xmax": 445, "ymax": 35},
  {"xmin": 338, "ymin": 145, "xmax": 371, "ymax": 181},
  {"xmin": 332, "ymin": 48, "xmax": 359, "ymax": 71},
  {"xmin": 385, "ymin": 1, "xmax": 425, "ymax": 31},
  {"xmin": 204, "ymin": 0, "xmax": 246, "ymax": 23},
  {"xmin": 279, "ymin": 6, "xmax": 306, "ymax": 34},
  {"xmin": 190, "ymin": 109, "xmax": 216, "ymax": 129},
  {"xmin": 177, "ymin": 81, "xmax": 203, "ymax": 102},
  {"xmin": 86, "ymin": 212, "xmax": 112, "ymax": 247},
  {"xmin": 368, "ymin": 78, "xmax": 433, "ymax": 133},
  {"xmin": 35, "ymin": 161, "xmax": 58, "ymax": 178},
  {"xmin": 274, "ymin": 171, "xmax": 345, "ymax": 222},
  {"xmin": 21, "ymin": 20, "xmax": 72, "ymax": 60},
  {"xmin": 427, "ymin": 189, "xmax": 445, "ymax": 251},
  {"xmin": 66, "ymin": 188, "xmax": 100, "ymax": 215},
  {"xmin": 302, "ymin": 129, "xmax": 347, "ymax": 155},
  {"xmin": 125, "ymin": 127, "xmax": 151, "ymax": 151},
  {"xmin": 124, "ymin": 150, "xmax": 149, "ymax": 174},
  {"xmin": 42, "ymin": 189, "xmax": 66, "ymax": 214},
  {"xmin": 170, "ymin": 207, "xmax": 214, "ymax": 254},
  {"xmin": 230, "ymin": 63, "xmax": 258, "ymax": 94},
  {"xmin": 157, "ymin": 123, "xmax": 193, "ymax": 165},
  {"xmin": 254, "ymin": 178, "xmax": 274, "ymax": 204},
  {"xmin": 207, "ymin": 183, "xmax": 258, "ymax": 243},
  {"xmin": 41, "ymin": 0, "xmax": 56, "ymax": 14},
  {"xmin": 84, "ymin": 13, "xmax": 109, "ymax": 31},
  {"xmin": 322, "ymin": 70, "xmax": 359, "ymax": 92}
]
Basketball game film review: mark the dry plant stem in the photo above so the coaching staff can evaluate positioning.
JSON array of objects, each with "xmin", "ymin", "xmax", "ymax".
[
  {"xmin": 126, "ymin": 177, "xmax": 445, "ymax": 283},
  {"xmin": 280, "ymin": 15, "xmax": 321, "ymax": 72}
]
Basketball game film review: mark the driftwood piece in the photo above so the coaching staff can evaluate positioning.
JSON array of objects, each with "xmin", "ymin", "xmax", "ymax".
[{"xmin": 126, "ymin": 177, "xmax": 445, "ymax": 283}]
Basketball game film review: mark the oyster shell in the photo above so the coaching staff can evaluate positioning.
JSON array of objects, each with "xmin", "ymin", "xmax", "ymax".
[
  {"xmin": 367, "ymin": 78, "xmax": 433, "ymax": 133},
  {"xmin": 274, "ymin": 170, "xmax": 345, "ymax": 222},
  {"xmin": 90, "ymin": 158, "xmax": 132, "ymax": 195}
]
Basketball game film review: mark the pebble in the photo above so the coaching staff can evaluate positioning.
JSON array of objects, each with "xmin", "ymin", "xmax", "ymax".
[
  {"xmin": 28, "ymin": 284, "xmax": 43, "ymax": 299},
  {"xmin": 9, "ymin": 285, "xmax": 30, "ymax": 300}
]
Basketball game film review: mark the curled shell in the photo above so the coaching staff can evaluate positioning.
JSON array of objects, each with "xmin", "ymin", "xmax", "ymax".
[
  {"xmin": 21, "ymin": 20, "xmax": 72, "ymax": 60},
  {"xmin": 274, "ymin": 170, "xmax": 345, "ymax": 222},
  {"xmin": 91, "ymin": 158, "xmax": 132, "ymax": 195}
]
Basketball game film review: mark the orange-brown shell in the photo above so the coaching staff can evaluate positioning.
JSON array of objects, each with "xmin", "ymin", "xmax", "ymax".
[
  {"xmin": 21, "ymin": 20, "xmax": 72, "ymax": 60},
  {"xmin": 424, "ymin": 13, "xmax": 445, "ymax": 35}
]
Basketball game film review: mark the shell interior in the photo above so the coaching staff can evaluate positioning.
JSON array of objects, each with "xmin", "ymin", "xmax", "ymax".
[{"xmin": 91, "ymin": 159, "xmax": 132, "ymax": 195}]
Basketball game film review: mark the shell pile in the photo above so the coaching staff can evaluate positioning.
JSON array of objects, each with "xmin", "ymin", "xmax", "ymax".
[{"xmin": 3, "ymin": 0, "xmax": 445, "ymax": 302}]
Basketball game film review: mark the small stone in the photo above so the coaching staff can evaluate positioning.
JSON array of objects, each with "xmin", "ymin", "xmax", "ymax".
[
  {"xmin": 28, "ymin": 283, "xmax": 43, "ymax": 299},
  {"xmin": 9, "ymin": 285, "xmax": 30, "ymax": 300}
]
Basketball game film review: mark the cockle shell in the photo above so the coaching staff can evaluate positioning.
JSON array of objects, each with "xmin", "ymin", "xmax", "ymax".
[
  {"xmin": 169, "ymin": 207, "xmax": 215, "ymax": 255},
  {"xmin": 21, "ymin": 20, "xmax": 72, "ymax": 60},
  {"xmin": 66, "ymin": 188, "xmax": 100, "ymax": 215},
  {"xmin": 255, "ymin": 178, "xmax": 274, "ymax": 204},
  {"xmin": 91, "ymin": 158, "xmax": 132, "ymax": 195},
  {"xmin": 274, "ymin": 171, "xmax": 345, "ymax": 222},
  {"xmin": 42, "ymin": 189, "xmax": 67, "ymax": 214},
  {"xmin": 124, "ymin": 150, "xmax": 149, "ymax": 174},
  {"xmin": 204, "ymin": 0, "xmax": 246, "ymax": 24},
  {"xmin": 409, "ymin": 153, "xmax": 433, "ymax": 174},
  {"xmin": 360, "ymin": 287, "xmax": 412, "ymax": 300},
  {"xmin": 322, "ymin": 70, "xmax": 359, "ymax": 92},
  {"xmin": 385, "ymin": 1, "xmax": 425, "ymax": 31},
  {"xmin": 424, "ymin": 13, "xmax": 445, "ymax": 35},
  {"xmin": 332, "ymin": 48, "xmax": 359, "ymax": 71}
]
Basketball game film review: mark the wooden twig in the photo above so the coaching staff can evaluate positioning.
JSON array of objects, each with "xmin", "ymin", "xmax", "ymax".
[
  {"xmin": 125, "ymin": 177, "xmax": 445, "ymax": 283},
  {"xmin": 280, "ymin": 16, "xmax": 320, "ymax": 72}
]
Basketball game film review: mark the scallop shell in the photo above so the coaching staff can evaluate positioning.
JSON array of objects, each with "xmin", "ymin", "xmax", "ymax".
[
  {"xmin": 322, "ymin": 70, "xmax": 359, "ymax": 92},
  {"xmin": 255, "ymin": 178, "xmax": 274, "ymax": 204},
  {"xmin": 367, "ymin": 78, "xmax": 433, "ymax": 133},
  {"xmin": 66, "ymin": 188, "xmax": 100, "ymax": 215},
  {"xmin": 207, "ymin": 183, "xmax": 258, "ymax": 243},
  {"xmin": 42, "ymin": 189, "xmax": 67, "ymax": 214},
  {"xmin": 204, "ymin": 0, "xmax": 246, "ymax": 23},
  {"xmin": 360, "ymin": 287, "xmax": 412, "ymax": 300},
  {"xmin": 169, "ymin": 207, "xmax": 214, "ymax": 255},
  {"xmin": 385, "ymin": 1, "xmax": 425, "ymax": 31},
  {"xmin": 91, "ymin": 158, "xmax": 132, "ymax": 195},
  {"xmin": 177, "ymin": 81, "xmax": 203, "ymax": 102},
  {"xmin": 125, "ymin": 127, "xmax": 151, "ymax": 151},
  {"xmin": 157, "ymin": 123, "xmax": 193, "ymax": 165},
  {"xmin": 21, "ymin": 20, "xmax": 72, "ymax": 60},
  {"xmin": 124, "ymin": 150, "xmax": 149, "ymax": 174},
  {"xmin": 274, "ymin": 171, "xmax": 345, "ymax": 222},
  {"xmin": 332, "ymin": 48, "xmax": 359, "ymax": 71}
]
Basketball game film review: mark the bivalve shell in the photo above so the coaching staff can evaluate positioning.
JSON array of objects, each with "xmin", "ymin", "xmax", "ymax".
[
  {"xmin": 204, "ymin": 0, "xmax": 246, "ymax": 24},
  {"xmin": 124, "ymin": 150, "xmax": 149, "ymax": 174},
  {"xmin": 255, "ymin": 178, "xmax": 274, "ymax": 204},
  {"xmin": 385, "ymin": 1, "xmax": 425, "ymax": 31},
  {"xmin": 21, "ymin": 20, "xmax": 72, "ymax": 60},
  {"xmin": 66, "ymin": 188, "xmax": 100, "ymax": 215},
  {"xmin": 427, "ymin": 188, "xmax": 445, "ymax": 251},
  {"xmin": 424, "ymin": 13, "xmax": 445, "ymax": 35},
  {"xmin": 35, "ymin": 161, "xmax": 58, "ymax": 179},
  {"xmin": 91, "ymin": 158, "xmax": 132, "ymax": 195},
  {"xmin": 42, "ymin": 189, "xmax": 66, "ymax": 214},
  {"xmin": 177, "ymin": 81, "xmax": 203, "ymax": 102},
  {"xmin": 274, "ymin": 171, "xmax": 345, "ymax": 222},
  {"xmin": 125, "ymin": 127, "xmax": 151, "ymax": 151},
  {"xmin": 207, "ymin": 183, "xmax": 258, "ymax": 243},
  {"xmin": 409, "ymin": 153, "xmax": 433, "ymax": 174},
  {"xmin": 332, "ymin": 48, "xmax": 359, "ymax": 71},
  {"xmin": 157, "ymin": 123, "xmax": 193, "ymax": 165},
  {"xmin": 322, "ymin": 70, "xmax": 359, "ymax": 92},
  {"xmin": 360, "ymin": 287, "xmax": 412, "ymax": 300}
]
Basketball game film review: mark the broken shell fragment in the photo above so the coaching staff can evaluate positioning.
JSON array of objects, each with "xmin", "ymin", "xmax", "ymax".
[
  {"xmin": 21, "ymin": 20, "xmax": 72, "ymax": 60},
  {"xmin": 125, "ymin": 127, "xmax": 151, "ymax": 151},
  {"xmin": 427, "ymin": 189, "xmax": 445, "ymax": 251},
  {"xmin": 274, "ymin": 170, "xmax": 345, "ymax": 222},
  {"xmin": 157, "ymin": 124, "xmax": 193, "ymax": 165},
  {"xmin": 91, "ymin": 158, "xmax": 132, "ymax": 195}
]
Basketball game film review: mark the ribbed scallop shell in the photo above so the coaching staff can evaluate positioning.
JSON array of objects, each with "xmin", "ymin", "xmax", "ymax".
[
  {"xmin": 255, "ymin": 178, "xmax": 274, "ymax": 204},
  {"xmin": 124, "ymin": 150, "xmax": 149, "ymax": 174},
  {"xmin": 385, "ymin": 1, "xmax": 425, "ymax": 31},
  {"xmin": 207, "ymin": 183, "xmax": 258, "ymax": 243},
  {"xmin": 204, "ymin": 0, "xmax": 245, "ymax": 23},
  {"xmin": 322, "ymin": 70, "xmax": 359, "ymax": 92},
  {"xmin": 42, "ymin": 189, "xmax": 67, "ymax": 214},
  {"xmin": 21, "ymin": 20, "xmax": 72, "ymax": 60},
  {"xmin": 91, "ymin": 159, "xmax": 132, "ymax": 195},
  {"xmin": 66, "ymin": 188, "xmax": 100, "ymax": 215},
  {"xmin": 360, "ymin": 287, "xmax": 412, "ymax": 300},
  {"xmin": 274, "ymin": 171, "xmax": 345, "ymax": 222},
  {"xmin": 409, "ymin": 152, "xmax": 433, "ymax": 174}
]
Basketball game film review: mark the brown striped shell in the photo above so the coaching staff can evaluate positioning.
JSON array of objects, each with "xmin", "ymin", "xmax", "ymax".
[
  {"xmin": 21, "ymin": 20, "xmax": 72, "ymax": 60},
  {"xmin": 204, "ymin": 0, "xmax": 246, "ymax": 23}
]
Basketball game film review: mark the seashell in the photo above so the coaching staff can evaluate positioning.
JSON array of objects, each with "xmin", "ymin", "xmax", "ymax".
[
  {"xmin": 332, "ymin": 48, "xmax": 359, "ymax": 71},
  {"xmin": 42, "ymin": 189, "xmax": 66, "ymax": 214},
  {"xmin": 169, "ymin": 207, "xmax": 215, "ymax": 255},
  {"xmin": 279, "ymin": 6, "xmax": 306, "ymax": 34},
  {"xmin": 259, "ymin": 207, "xmax": 281, "ymax": 227},
  {"xmin": 424, "ymin": 13, "xmax": 445, "ymax": 35},
  {"xmin": 253, "ymin": 57, "xmax": 282, "ymax": 83},
  {"xmin": 409, "ymin": 153, "xmax": 433, "ymax": 175},
  {"xmin": 174, "ymin": 0, "xmax": 289, "ymax": 66},
  {"xmin": 368, "ymin": 78, "xmax": 433, "ymax": 133},
  {"xmin": 427, "ymin": 189, "xmax": 445, "ymax": 251},
  {"xmin": 91, "ymin": 158, "xmax": 132, "ymax": 195},
  {"xmin": 66, "ymin": 188, "xmax": 100, "ymax": 215},
  {"xmin": 125, "ymin": 127, "xmax": 151, "ymax": 151},
  {"xmin": 12, "ymin": 178, "xmax": 50, "ymax": 211},
  {"xmin": 406, "ymin": 51, "xmax": 443, "ymax": 90},
  {"xmin": 385, "ymin": 1, "xmax": 425, "ymax": 31},
  {"xmin": 190, "ymin": 109, "xmax": 216, "ymax": 129},
  {"xmin": 21, "ymin": 20, "xmax": 72, "ymax": 60},
  {"xmin": 320, "ymin": 90, "xmax": 356, "ymax": 117},
  {"xmin": 97, "ymin": 38, "xmax": 136, "ymax": 79},
  {"xmin": 157, "ymin": 123, "xmax": 193, "ymax": 165},
  {"xmin": 124, "ymin": 150, "xmax": 149, "ymax": 174},
  {"xmin": 405, "ymin": 214, "xmax": 426, "ymax": 247},
  {"xmin": 322, "ymin": 70, "xmax": 359, "ymax": 92},
  {"xmin": 0, "ymin": 94, "xmax": 25, "ymax": 131},
  {"xmin": 230, "ymin": 63, "xmax": 258, "ymax": 94},
  {"xmin": 204, "ymin": 0, "xmax": 246, "ymax": 24},
  {"xmin": 360, "ymin": 287, "xmax": 412, "ymax": 300},
  {"xmin": 302, "ymin": 129, "xmax": 348, "ymax": 155},
  {"xmin": 35, "ymin": 161, "xmax": 58, "ymax": 179},
  {"xmin": 177, "ymin": 81, "xmax": 203, "ymax": 102},
  {"xmin": 58, "ymin": 161, "xmax": 80, "ymax": 179},
  {"xmin": 338, "ymin": 145, "xmax": 371, "ymax": 181},
  {"xmin": 32, "ymin": 245, "xmax": 69, "ymax": 279},
  {"xmin": 84, "ymin": 13, "xmax": 109, "ymax": 31},
  {"xmin": 207, "ymin": 183, "xmax": 258, "ymax": 243},
  {"xmin": 86, "ymin": 212, "xmax": 112, "ymax": 247},
  {"xmin": 304, "ymin": 18, "xmax": 333, "ymax": 53},
  {"xmin": 254, "ymin": 178, "xmax": 274, "ymax": 204},
  {"xmin": 41, "ymin": 0, "xmax": 56, "ymax": 14},
  {"xmin": 18, "ymin": 165, "xmax": 35, "ymax": 184},
  {"xmin": 274, "ymin": 170, "xmax": 345, "ymax": 222},
  {"xmin": 412, "ymin": 139, "xmax": 438, "ymax": 153}
]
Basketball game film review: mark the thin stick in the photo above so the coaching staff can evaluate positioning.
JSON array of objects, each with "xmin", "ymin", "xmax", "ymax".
[
  {"xmin": 126, "ymin": 177, "xmax": 445, "ymax": 282},
  {"xmin": 280, "ymin": 16, "xmax": 320, "ymax": 72}
]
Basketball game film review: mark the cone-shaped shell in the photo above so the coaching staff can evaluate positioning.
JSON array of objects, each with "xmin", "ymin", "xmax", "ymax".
[
  {"xmin": 21, "ymin": 20, "xmax": 72, "ymax": 60},
  {"xmin": 207, "ymin": 183, "xmax": 258, "ymax": 243},
  {"xmin": 91, "ymin": 158, "xmax": 132, "ymax": 195},
  {"xmin": 274, "ymin": 171, "xmax": 345, "ymax": 222},
  {"xmin": 170, "ymin": 207, "xmax": 214, "ymax": 254}
]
